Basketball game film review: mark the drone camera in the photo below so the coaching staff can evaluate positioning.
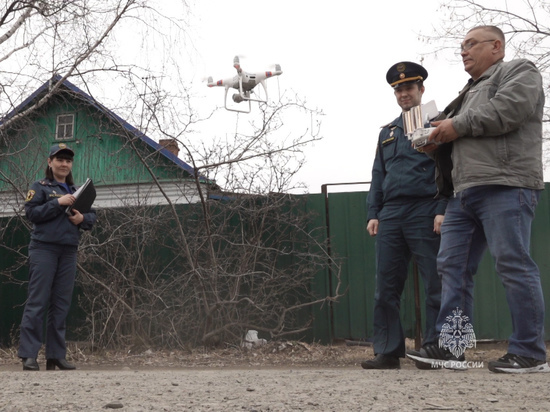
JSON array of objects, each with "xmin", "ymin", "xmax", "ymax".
[{"xmin": 232, "ymin": 93, "xmax": 245, "ymax": 103}]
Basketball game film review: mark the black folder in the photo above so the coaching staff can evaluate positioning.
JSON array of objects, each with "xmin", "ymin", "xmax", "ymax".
[{"xmin": 65, "ymin": 178, "xmax": 96, "ymax": 215}]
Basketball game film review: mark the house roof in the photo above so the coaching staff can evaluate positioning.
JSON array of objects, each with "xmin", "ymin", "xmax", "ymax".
[{"xmin": 2, "ymin": 74, "xmax": 198, "ymax": 177}]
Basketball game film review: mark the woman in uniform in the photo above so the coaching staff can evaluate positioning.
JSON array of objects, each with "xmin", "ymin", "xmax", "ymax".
[{"xmin": 18, "ymin": 143, "xmax": 96, "ymax": 371}]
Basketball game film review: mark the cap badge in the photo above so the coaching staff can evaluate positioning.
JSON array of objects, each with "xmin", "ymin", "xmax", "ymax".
[{"xmin": 396, "ymin": 63, "xmax": 406, "ymax": 72}]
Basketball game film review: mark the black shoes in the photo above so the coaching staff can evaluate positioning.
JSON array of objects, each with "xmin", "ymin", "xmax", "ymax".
[
  {"xmin": 361, "ymin": 354, "xmax": 400, "ymax": 370},
  {"xmin": 46, "ymin": 358, "xmax": 76, "ymax": 370},
  {"xmin": 488, "ymin": 353, "xmax": 550, "ymax": 374},
  {"xmin": 406, "ymin": 344, "xmax": 466, "ymax": 370},
  {"xmin": 21, "ymin": 358, "xmax": 76, "ymax": 371},
  {"xmin": 22, "ymin": 358, "xmax": 39, "ymax": 371}
]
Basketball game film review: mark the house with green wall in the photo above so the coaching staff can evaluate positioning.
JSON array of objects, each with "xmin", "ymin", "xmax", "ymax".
[{"xmin": 0, "ymin": 74, "xmax": 214, "ymax": 217}]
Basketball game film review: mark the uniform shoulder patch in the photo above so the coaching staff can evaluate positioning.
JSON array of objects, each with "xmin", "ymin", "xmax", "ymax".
[{"xmin": 25, "ymin": 190, "xmax": 35, "ymax": 202}]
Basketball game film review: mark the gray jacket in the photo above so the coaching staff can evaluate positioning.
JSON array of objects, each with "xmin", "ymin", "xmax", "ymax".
[{"xmin": 450, "ymin": 59, "xmax": 544, "ymax": 193}]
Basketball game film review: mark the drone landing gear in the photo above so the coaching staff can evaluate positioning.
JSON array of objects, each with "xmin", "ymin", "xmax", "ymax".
[{"xmin": 224, "ymin": 81, "xmax": 268, "ymax": 113}]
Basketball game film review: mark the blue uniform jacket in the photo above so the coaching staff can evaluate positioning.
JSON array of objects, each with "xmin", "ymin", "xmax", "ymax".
[
  {"xmin": 25, "ymin": 179, "xmax": 97, "ymax": 246},
  {"xmin": 367, "ymin": 114, "xmax": 447, "ymax": 221}
]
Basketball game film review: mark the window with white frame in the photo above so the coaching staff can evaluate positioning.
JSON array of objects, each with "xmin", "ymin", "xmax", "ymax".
[{"xmin": 56, "ymin": 114, "xmax": 74, "ymax": 140}]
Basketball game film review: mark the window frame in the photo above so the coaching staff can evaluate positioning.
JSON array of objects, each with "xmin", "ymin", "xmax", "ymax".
[{"xmin": 55, "ymin": 113, "xmax": 75, "ymax": 140}]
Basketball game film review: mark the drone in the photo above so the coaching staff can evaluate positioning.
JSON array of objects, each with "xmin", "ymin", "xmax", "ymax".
[{"xmin": 207, "ymin": 56, "xmax": 282, "ymax": 113}]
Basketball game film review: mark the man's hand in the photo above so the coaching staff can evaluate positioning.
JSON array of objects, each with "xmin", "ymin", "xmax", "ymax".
[
  {"xmin": 429, "ymin": 119, "xmax": 459, "ymax": 144},
  {"xmin": 417, "ymin": 143, "xmax": 438, "ymax": 153},
  {"xmin": 367, "ymin": 219, "xmax": 379, "ymax": 237},
  {"xmin": 434, "ymin": 214, "xmax": 444, "ymax": 235}
]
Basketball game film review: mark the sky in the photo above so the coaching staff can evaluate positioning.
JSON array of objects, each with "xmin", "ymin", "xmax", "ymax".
[{"xmin": 166, "ymin": 0, "xmax": 469, "ymax": 194}]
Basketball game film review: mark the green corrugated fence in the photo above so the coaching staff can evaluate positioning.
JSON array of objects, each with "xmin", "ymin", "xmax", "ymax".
[{"xmin": 308, "ymin": 185, "xmax": 550, "ymax": 343}]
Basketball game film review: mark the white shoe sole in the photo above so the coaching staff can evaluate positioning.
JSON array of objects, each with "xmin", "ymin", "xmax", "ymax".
[
  {"xmin": 490, "ymin": 362, "xmax": 550, "ymax": 374},
  {"xmin": 406, "ymin": 353, "xmax": 468, "ymax": 371}
]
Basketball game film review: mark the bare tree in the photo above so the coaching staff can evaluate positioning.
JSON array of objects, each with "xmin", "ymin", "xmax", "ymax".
[
  {"xmin": 0, "ymin": 0, "xmax": 191, "ymax": 128},
  {"xmin": 0, "ymin": 0, "xmax": 341, "ymax": 350},
  {"xmin": 1, "ymin": 93, "xmax": 341, "ymax": 350},
  {"xmin": 76, "ymin": 194, "xmax": 339, "ymax": 349},
  {"xmin": 424, "ymin": 0, "xmax": 549, "ymax": 113},
  {"xmin": 71, "ymin": 95, "xmax": 340, "ymax": 349}
]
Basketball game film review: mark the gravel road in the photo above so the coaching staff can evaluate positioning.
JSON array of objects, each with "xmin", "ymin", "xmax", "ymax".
[
  {"xmin": 1, "ymin": 363, "xmax": 549, "ymax": 411},
  {"xmin": 1, "ymin": 341, "xmax": 549, "ymax": 411}
]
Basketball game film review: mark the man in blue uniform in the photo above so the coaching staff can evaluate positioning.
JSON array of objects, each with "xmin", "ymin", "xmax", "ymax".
[{"xmin": 361, "ymin": 62, "xmax": 447, "ymax": 369}]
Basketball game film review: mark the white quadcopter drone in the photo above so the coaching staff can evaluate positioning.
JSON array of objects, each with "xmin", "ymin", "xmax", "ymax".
[{"xmin": 207, "ymin": 56, "xmax": 282, "ymax": 113}]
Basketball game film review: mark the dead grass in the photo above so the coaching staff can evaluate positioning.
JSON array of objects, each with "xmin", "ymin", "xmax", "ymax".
[{"xmin": 0, "ymin": 338, "xmax": 514, "ymax": 369}]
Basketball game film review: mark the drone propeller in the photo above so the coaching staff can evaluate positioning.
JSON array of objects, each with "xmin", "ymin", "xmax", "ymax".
[
  {"xmin": 264, "ymin": 63, "xmax": 282, "ymax": 78},
  {"xmin": 233, "ymin": 55, "xmax": 243, "ymax": 74},
  {"xmin": 205, "ymin": 76, "xmax": 215, "ymax": 87}
]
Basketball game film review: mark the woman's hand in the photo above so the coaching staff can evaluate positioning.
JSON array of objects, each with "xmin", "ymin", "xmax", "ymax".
[
  {"xmin": 68, "ymin": 209, "xmax": 84, "ymax": 225},
  {"xmin": 57, "ymin": 194, "xmax": 76, "ymax": 206}
]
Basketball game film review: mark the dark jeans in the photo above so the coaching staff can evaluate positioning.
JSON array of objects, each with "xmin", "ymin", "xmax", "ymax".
[{"xmin": 437, "ymin": 186, "xmax": 546, "ymax": 361}]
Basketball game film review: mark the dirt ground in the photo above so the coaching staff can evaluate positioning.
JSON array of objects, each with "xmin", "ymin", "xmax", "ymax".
[{"xmin": 1, "ymin": 339, "xmax": 549, "ymax": 411}]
